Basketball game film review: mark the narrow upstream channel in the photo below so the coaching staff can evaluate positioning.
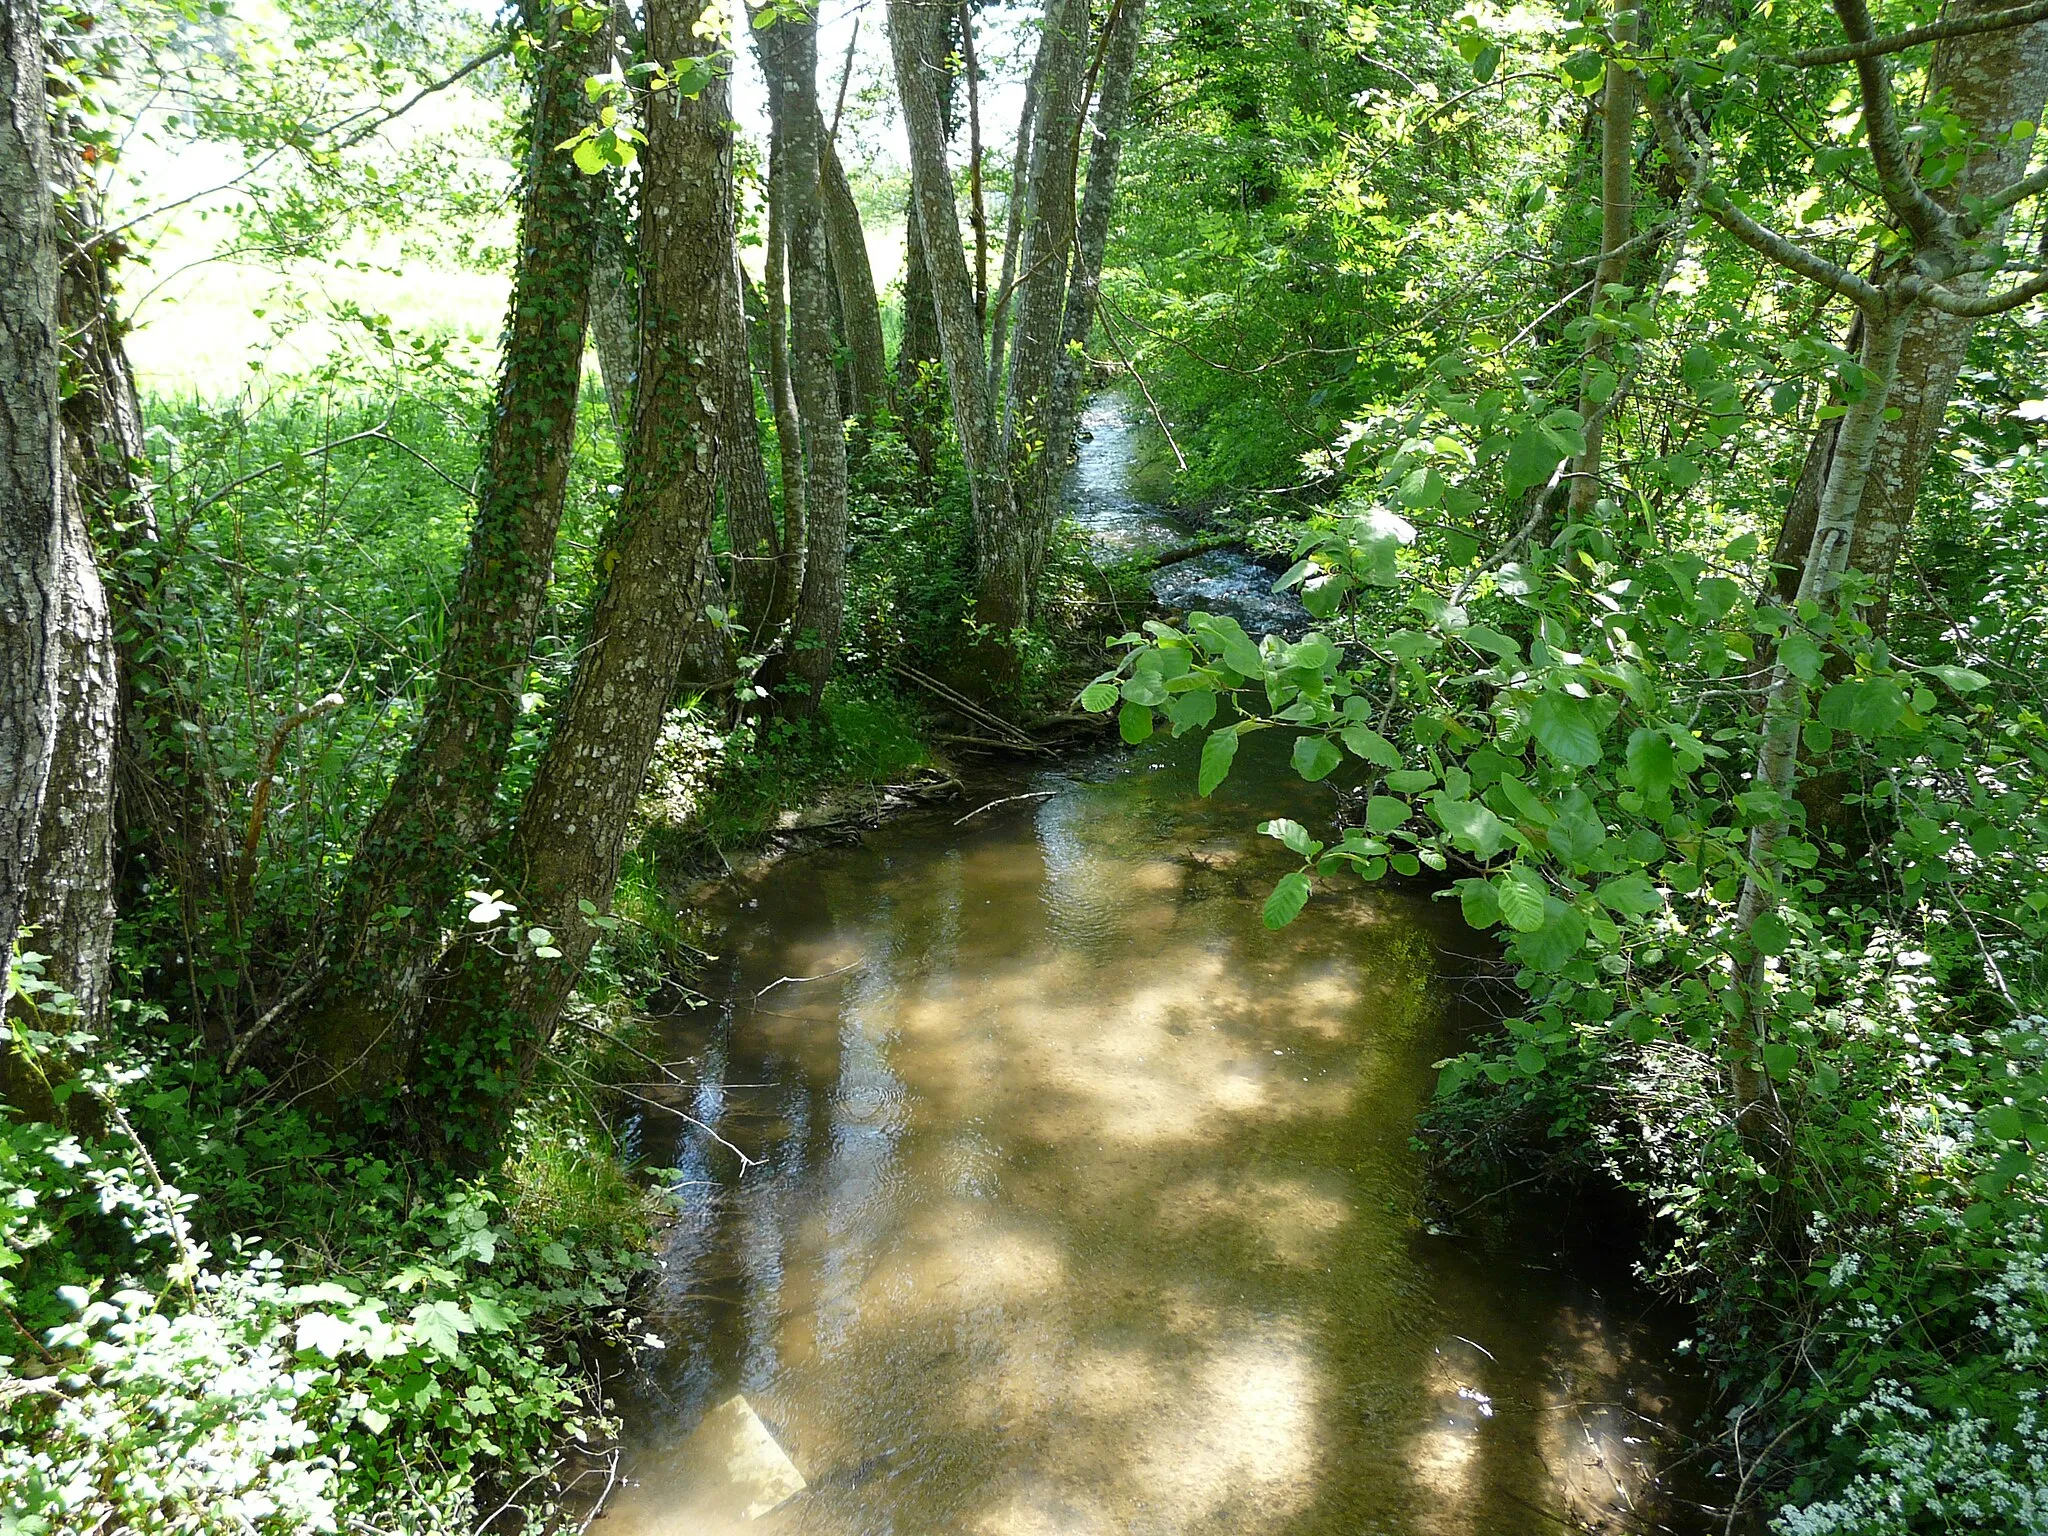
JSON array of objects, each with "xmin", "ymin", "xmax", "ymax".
[{"xmin": 598, "ymin": 400, "xmax": 1716, "ymax": 1535}]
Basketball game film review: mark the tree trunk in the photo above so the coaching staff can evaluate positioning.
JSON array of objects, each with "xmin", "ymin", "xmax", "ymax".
[
  {"xmin": 1787, "ymin": 4, "xmax": 2048, "ymax": 621},
  {"xmin": 755, "ymin": 5, "xmax": 850, "ymax": 719},
  {"xmin": 1567, "ymin": 8, "xmax": 1638, "ymax": 519},
  {"xmin": 24, "ymin": 464, "xmax": 116, "ymax": 1034},
  {"xmin": 987, "ymin": 0, "xmax": 1089, "ymax": 641},
  {"xmin": 590, "ymin": 205, "xmax": 641, "ymax": 447},
  {"xmin": 1048, "ymin": 0, "xmax": 1147, "ymax": 486},
  {"xmin": 1732, "ymin": 303, "xmax": 1908, "ymax": 1157},
  {"xmin": 723, "ymin": 242, "xmax": 787, "ymax": 647},
  {"xmin": 761, "ymin": 132, "xmax": 809, "ymax": 633},
  {"xmin": 299, "ymin": 0, "xmax": 610, "ymax": 1102},
  {"xmin": 0, "ymin": 0, "xmax": 65, "ymax": 1003},
  {"xmin": 895, "ymin": 203, "xmax": 945, "ymax": 479},
  {"xmin": 890, "ymin": 0, "xmax": 1001, "ymax": 517},
  {"xmin": 987, "ymin": 21, "xmax": 1048, "ymax": 406},
  {"xmin": 423, "ymin": 3, "xmax": 736, "ymax": 1150},
  {"xmin": 821, "ymin": 137, "xmax": 892, "ymax": 431}
]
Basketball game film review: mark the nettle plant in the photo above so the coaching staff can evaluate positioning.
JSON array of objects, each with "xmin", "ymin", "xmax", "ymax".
[{"xmin": 1079, "ymin": 415, "xmax": 2024, "ymax": 1161}]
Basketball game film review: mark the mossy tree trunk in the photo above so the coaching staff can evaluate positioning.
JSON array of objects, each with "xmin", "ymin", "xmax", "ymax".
[
  {"xmin": 423, "ymin": 0, "xmax": 737, "ymax": 1153},
  {"xmin": 298, "ymin": 1, "xmax": 611, "ymax": 1103}
]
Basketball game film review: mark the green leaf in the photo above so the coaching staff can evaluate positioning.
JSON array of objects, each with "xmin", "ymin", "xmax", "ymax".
[
  {"xmin": 1164, "ymin": 688, "xmax": 1218, "ymax": 735},
  {"xmin": 1547, "ymin": 797, "xmax": 1605, "ymax": 864},
  {"xmin": 1261, "ymin": 818, "xmax": 1323, "ymax": 857},
  {"xmin": 1761, "ymin": 1042, "xmax": 1797, "ymax": 1081},
  {"xmin": 1515, "ymin": 900, "xmax": 1587, "ymax": 971},
  {"xmin": 1342, "ymin": 723, "xmax": 1402, "ymax": 767},
  {"xmin": 1503, "ymin": 423, "xmax": 1567, "ymax": 499},
  {"xmin": 1495, "ymin": 866, "xmax": 1548, "ymax": 931},
  {"xmin": 1293, "ymin": 734, "xmax": 1343, "ymax": 782},
  {"xmin": 1386, "ymin": 768, "xmax": 1435, "ymax": 792},
  {"xmin": 1198, "ymin": 727, "xmax": 1240, "ymax": 797},
  {"xmin": 409, "ymin": 1300, "xmax": 472, "ymax": 1359},
  {"xmin": 1751, "ymin": 911, "xmax": 1792, "ymax": 956},
  {"xmin": 1119, "ymin": 701, "xmax": 1154, "ymax": 743},
  {"xmin": 1982, "ymin": 1103, "xmax": 2025, "ymax": 1141},
  {"xmin": 1529, "ymin": 693, "xmax": 1602, "ymax": 768},
  {"xmin": 571, "ymin": 138, "xmax": 607, "ymax": 175},
  {"xmin": 1473, "ymin": 41, "xmax": 1502, "ymax": 82},
  {"xmin": 1456, "ymin": 878, "xmax": 1500, "ymax": 928},
  {"xmin": 1263, "ymin": 871, "xmax": 1312, "ymax": 929},
  {"xmin": 1079, "ymin": 681, "xmax": 1119, "ymax": 712},
  {"xmin": 1366, "ymin": 795, "xmax": 1411, "ymax": 833},
  {"xmin": 1515, "ymin": 1043, "xmax": 1547, "ymax": 1075},
  {"xmin": 1625, "ymin": 727, "xmax": 1678, "ymax": 796},
  {"xmin": 1926, "ymin": 664, "xmax": 1989, "ymax": 694},
  {"xmin": 1595, "ymin": 873, "xmax": 1664, "ymax": 917},
  {"xmin": 1435, "ymin": 795, "xmax": 1511, "ymax": 860},
  {"xmin": 1818, "ymin": 677, "xmax": 1907, "ymax": 735}
]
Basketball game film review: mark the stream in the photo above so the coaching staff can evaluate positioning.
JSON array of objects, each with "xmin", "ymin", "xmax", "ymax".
[{"xmin": 595, "ymin": 399, "xmax": 1716, "ymax": 1535}]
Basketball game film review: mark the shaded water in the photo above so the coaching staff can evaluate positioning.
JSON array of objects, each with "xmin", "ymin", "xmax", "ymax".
[{"xmin": 598, "ymin": 403, "xmax": 1714, "ymax": 1535}]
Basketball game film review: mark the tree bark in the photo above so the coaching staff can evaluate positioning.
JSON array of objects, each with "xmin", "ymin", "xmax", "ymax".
[
  {"xmin": 0, "ymin": 0, "xmax": 66, "ymax": 1004},
  {"xmin": 1568, "ymin": 10, "xmax": 1638, "ymax": 519},
  {"xmin": 1784, "ymin": 3, "xmax": 2048, "ymax": 620},
  {"xmin": 1732, "ymin": 304, "xmax": 1908, "ymax": 1156},
  {"xmin": 24, "ymin": 463, "xmax": 116, "ymax": 1034},
  {"xmin": 761, "ymin": 131, "xmax": 809, "ymax": 635},
  {"xmin": 299, "ymin": 0, "xmax": 610, "ymax": 1101},
  {"xmin": 1049, "ymin": 0, "xmax": 1147, "ymax": 485},
  {"xmin": 755, "ymin": 5, "xmax": 850, "ymax": 719},
  {"xmin": 821, "ymin": 137, "xmax": 892, "ymax": 431},
  {"xmin": 423, "ymin": 2, "xmax": 736, "ymax": 1148},
  {"xmin": 590, "ymin": 205, "xmax": 641, "ymax": 446},
  {"xmin": 723, "ymin": 242, "xmax": 788, "ymax": 646},
  {"xmin": 988, "ymin": 0, "xmax": 1090, "ymax": 639},
  {"xmin": 895, "ymin": 203, "xmax": 945, "ymax": 479}
]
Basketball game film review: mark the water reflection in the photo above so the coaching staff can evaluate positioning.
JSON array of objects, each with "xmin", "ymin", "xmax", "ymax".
[{"xmin": 598, "ymin": 731, "xmax": 1710, "ymax": 1535}]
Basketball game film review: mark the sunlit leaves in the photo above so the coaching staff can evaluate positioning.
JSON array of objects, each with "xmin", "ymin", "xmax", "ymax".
[
  {"xmin": 1528, "ymin": 692, "xmax": 1602, "ymax": 767},
  {"xmin": 1198, "ymin": 726, "xmax": 1240, "ymax": 796},
  {"xmin": 1262, "ymin": 871, "xmax": 1312, "ymax": 928},
  {"xmin": 1495, "ymin": 865, "xmax": 1548, "ymax": 931}
]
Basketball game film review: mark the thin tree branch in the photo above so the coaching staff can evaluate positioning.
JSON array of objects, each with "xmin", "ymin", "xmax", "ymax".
[
  {"xmin": 1832, "ymin": 0, "xmax": 1953, "ymax": 241},
  {"xmin": 1646, "ymin": 91, "xmax": 1883, "ymax": 308},
  {"xmin": 1792, "ymin": 0, "xmax": 2048, "ymax": 66},
  {"xmin": 1903, "ymin": 265, "xmax": 2048, "ymax": 312}
]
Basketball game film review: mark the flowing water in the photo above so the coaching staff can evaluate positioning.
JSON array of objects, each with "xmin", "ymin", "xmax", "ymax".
[{"xmin": 597, "ymin": 401, "xmax": 1715, "ymax": 1536}]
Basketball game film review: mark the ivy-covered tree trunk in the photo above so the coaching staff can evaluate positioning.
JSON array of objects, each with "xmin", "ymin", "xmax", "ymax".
[
  {"xmin": 0, "ymin": 0, "xmax": 65, "ymax": 997},
  {"xmin": 299, "ymin": 1, "xmax": 610, "ymax": 1101},
  {"xmin": 423, "ymin": 4, "xmax": 735, "ymax": 1150},
  {"xmin": 821, "ymin": 137, "xmax": 891, "ymax": 432},
  {"xmin": 755, "ymin": 4, "xmax": 849, "ymax": 719}
]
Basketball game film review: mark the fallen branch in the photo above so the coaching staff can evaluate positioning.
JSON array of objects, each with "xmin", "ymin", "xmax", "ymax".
[{"xmin": 954, "ymin": 789, "xmax": 1059, "ymax": 825}]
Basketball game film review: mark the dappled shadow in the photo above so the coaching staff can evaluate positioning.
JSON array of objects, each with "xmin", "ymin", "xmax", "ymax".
[{"xmin": 598, "ymin": 731, "xmax": 1709, "ymax": 1536}]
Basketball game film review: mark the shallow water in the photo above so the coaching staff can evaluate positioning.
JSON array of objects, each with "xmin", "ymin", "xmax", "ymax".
[{"xmin": 596, "ymin": 404, "xmax": 1714, "ymax": 1535}]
